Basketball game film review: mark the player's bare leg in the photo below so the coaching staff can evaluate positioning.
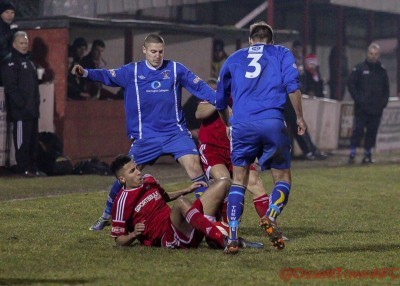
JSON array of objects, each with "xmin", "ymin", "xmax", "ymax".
[{"xmin": 178, "ymin": 154, "xmax": 208, "ymax": 197}]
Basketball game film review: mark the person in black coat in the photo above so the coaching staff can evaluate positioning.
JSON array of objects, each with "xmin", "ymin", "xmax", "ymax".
[
  {"xmin": 1, "ymin": 31, "xmax": 42, "ymax": 176},
  {"xmin": 347, "ymin": 43, "xmax": 390, "ymax": 164},
  {"xmin": 0, "ymin": 0, "xmax": 16, "ymax": 86}
]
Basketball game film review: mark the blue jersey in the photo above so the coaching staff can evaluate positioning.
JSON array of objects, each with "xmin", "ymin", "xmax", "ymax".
[
  {"xmin": 216, "ymin": 44, "xmax": 299, "ymax": 124},
  {"xmin": 87, "ymin": 60, "xmax": 215, "ymax": 140}
]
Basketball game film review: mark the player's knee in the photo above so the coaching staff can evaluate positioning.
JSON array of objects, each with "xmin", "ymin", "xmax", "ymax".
[{"xmin": 214, "ymin": 177, "xmax": 231, "ymax": 192}]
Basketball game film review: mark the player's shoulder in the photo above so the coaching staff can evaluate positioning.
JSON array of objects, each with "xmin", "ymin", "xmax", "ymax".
[{"xmin": 143, "ymin": 174, "xmax": 159, "ymax": 185}]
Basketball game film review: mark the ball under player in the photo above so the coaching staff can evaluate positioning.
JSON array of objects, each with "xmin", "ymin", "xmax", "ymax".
[
  {"xmin": 71, "ymin": 34, "xmax": 214, "ymax": 231},
  {"xmin": 216, "ymin": 22, "xmax": 307, "ymax": 254},
  {"xmin": 196, "ymin": 78, "xmax": 270, "ymax": 221}
]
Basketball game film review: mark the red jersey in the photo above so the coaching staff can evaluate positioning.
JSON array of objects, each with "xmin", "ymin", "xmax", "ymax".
[
  {"xmin": 197, "ymin": 101, "xmax": 230, "ymax": 149},
  {"xmin": 111, "ymin": 175, "xmax": 171, "ymax": 246}
]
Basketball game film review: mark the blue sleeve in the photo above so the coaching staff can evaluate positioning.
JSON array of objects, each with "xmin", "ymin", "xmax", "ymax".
[
  {"xmin": 280, "ymin": 47, "xmax": 300, "ymax": 94},
  {"xmin": 215, "ymin": 59, "xmax": 231, "ymax": 111},
  {"xmin": 177, "ymin": 63, "xmax": 216, "ymax": 104},
  {"xmin": 87, "ymin": 64, "xmax": 132, "ymax": 88}
]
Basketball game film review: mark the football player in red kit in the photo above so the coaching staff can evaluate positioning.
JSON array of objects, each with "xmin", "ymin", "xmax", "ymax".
[{"xmin": 110, "ymin": 154, "xmax": 228, "ymax": 248}]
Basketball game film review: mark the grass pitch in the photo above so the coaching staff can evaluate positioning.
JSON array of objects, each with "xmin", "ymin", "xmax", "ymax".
[{"xmin": 0, "ymin": 164, "xmax": 399, "ymax": 286}]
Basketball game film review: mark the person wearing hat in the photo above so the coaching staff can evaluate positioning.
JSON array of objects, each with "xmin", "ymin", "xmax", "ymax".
[
  {"xmin": 304, "ymin": 53, "xmax": 325, "ymax": 98},
  {"xmin": 0, "ymin": 0, "xmax": 16, "ymax": 86}
]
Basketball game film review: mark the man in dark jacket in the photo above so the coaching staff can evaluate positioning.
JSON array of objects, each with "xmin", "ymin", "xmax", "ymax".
[
  {"xmin": 347, "ymin": 43, "xmax": 390, "ymax": 164},
  {"xmin": 0, "ymin": 0, "xmax": 17, "ymax": 86},
  {"xmin": 1, "ymin": 31, "xmax": 41, "ymax": 176}
]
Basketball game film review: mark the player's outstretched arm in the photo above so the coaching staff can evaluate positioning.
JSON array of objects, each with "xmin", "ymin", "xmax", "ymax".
[
  {"xmin": 164, "ymin": 181, "xmax": 207, "ymax": 202},
  {"xmin": 195, "ymin": 102, "xmax": 217, "ymax": 120}
]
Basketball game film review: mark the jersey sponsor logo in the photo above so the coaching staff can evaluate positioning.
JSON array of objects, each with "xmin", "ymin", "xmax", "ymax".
[
  {"xmin": 7, "ymin": 62, "xmax": 14, "ymax": 66},
  {"xmin": 249, "ymin": 45, "xmax": 264, "ymax": 53},
  {"xmin": 112, "ymin": 226, "xmax": 125, "ymax": 233},
  {"xmin": 135, "ymin": 190, "xmax": 161, "ymax": 212},
  {"xmin": 151, "ymin": 81, "xmax": 162, "ymax": 89},
  {"xmin": 363, "ymin": 70, "xmax": 370, "ymax": 75},
  {"xmin": 162, "ymin": 70, "xmax": 171, "ymax": 79},
  {"xmin": 108, "ymin": 69, "xmax": 116, "ymax": 77},
  {"xmin": 146, "ymin": 81, "xmax": 169, "ymax": 93},
  {"xmin": 138, "ymin": 75, "xmax": 145, "ymax": 79},
  {"xmin": 193, "ymin": 76, "xmax": 201, "ymax": 84}
]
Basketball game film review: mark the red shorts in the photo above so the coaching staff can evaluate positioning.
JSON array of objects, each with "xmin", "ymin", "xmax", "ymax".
[
  {"xmin": 199, "ymin": 143, "xmax": 255, "ymax": 179},
  {"xmin": 199, "ymin": 144, "xmax": 232, "ymax": 178},
  {"xmin": 161, "ymin": 220, "xmax": 204, "ymax": 249},
  {"xmin": 161, "ymin": 199, "xmax": 205, "ymax": 249}
]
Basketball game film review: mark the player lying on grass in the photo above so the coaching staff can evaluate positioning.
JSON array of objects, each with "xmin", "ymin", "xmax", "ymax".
[{"xmin": 110, "ymin": 154, "xmax": 263, "ymax": 250}]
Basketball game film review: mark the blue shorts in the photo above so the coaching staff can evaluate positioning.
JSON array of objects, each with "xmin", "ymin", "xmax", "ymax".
[
  {"xmin": 129, "ymin": 131, "xmax": 199, "ymax": 165},
  {"xmin": 230, "ymin": 119, "xmax": 291, "ymax": 171}
]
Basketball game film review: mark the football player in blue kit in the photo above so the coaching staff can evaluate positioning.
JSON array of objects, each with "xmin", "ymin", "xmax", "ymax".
[
  {"xmin": 71, "ymin": 34, "xmax": 215, "ymax": 231},
  {"xmin": 216, "ymin": 22, "xmax": 307, "ymax": 254}
]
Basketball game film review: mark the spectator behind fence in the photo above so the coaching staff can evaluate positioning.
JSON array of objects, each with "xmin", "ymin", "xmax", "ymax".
[
  {"xmin": 67, "ymin": 37, "xmax": 90, "ymax": 100},
  {"xmin": 347, "ymin": 43, "xmax": 389, "ymax": 164},
  {"xmin": 0, "ymin": 0, "xmax": 16, "ymax": 86},
  {"xmin": 328, "ymin": 46, "xmax": 348, "ymax": 100},
  {"xmin": 291, "ymin": 40, "xmax": 305, "ymax": 93},
  {"xmin": 1, "ymin": 31, "xmax": 44, "ymax": 176},
  {"xmin": 304, "ymin": 54, "xmax": 325, "ymax": 98},
  {"xmin": 80, "ymin": 39, "xmax": 117, "ymax": 100},
  {"xmin": 68, "ymin": 37, "xmax": 87, "ymax": 68},
  {"xmin": 211, "ymin": 38, "xmax": 228, "ymax": 78}
]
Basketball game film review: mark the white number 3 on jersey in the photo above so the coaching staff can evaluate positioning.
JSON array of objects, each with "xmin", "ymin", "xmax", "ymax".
[{"xmin": 245, "ymin": 54, "xmax": 262, "ymax": 78}]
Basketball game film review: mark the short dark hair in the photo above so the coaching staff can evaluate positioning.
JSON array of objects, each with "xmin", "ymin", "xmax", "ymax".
[
  {"xmin": 207, "ymin": 78, "xmax": 217, "ymax": 85},
  {"xmin": 91, "ymin": 39, "xmax": 105, "ymax": 51},
  {"xmin": 249, "ymin": 21, "xmax": 274, "ymax": 44},
  {"xmin": 110, "ymin": 154, "xmax": 132, "ymax": 177},
  {"xmin": 72, "ymin": 37, "xmax": 87, "ymax": 49},
  {"xmin": 144, "ymin": 33, "xmax": 164, "ymax": 47}
]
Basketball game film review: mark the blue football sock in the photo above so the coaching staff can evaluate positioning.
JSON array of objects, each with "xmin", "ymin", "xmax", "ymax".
[
  {"xmin": 350, "ymin": 147, "xmax": 356, "ymax": 157},
  {"xmin": 227, "ymin": 184, "xmax": 246, "ymax": 241},
  {"xmin": 104, "ymin": 180, "xmax": 122, "ymax": 216},
  {"xmin": 267, "ymin": 181, "xmax": 291, "ymax": 220},
  {"xmin": 192, "ymin": 174, "xmax": 208, "ymax": 198}
]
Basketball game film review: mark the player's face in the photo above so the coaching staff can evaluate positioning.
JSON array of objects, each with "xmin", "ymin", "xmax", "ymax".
[
  {"xmin": 143, "ymin": 42, "xmax": 164, "ymax": 68},
  {"xmin": 1, "ymin": 9, "xmax": 15, "ymax": 24},
  {"xmin": 13, "ymin": 35, "xmax": 29, "ymax": 55},
  {"xmin": 118, "ymin": 161, "xmax": 143, "ymax": 188},
  {"xmin": 367, "ymin": 47, "xmax": 380, "ymax": 64}
]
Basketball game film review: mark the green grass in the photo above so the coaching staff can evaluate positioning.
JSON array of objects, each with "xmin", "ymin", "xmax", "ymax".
[{"xmin": 0, "ymin": 165, "xmax": 399, "ymax": 286}]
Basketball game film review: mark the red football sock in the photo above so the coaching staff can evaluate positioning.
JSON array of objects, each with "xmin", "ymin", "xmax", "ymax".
[
  {"xmin": 185, "ymin": 199, "xmax": 225, "ymax": 248},
  {"xmin": 253, "ymin": 194, "xmax": 269, "ymax": 218}
]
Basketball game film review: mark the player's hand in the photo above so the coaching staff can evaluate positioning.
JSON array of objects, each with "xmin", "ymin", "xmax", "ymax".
[
  {"xmin": 71, "ymin": 64, "xmax": 85, "ymax": 77},
  {"xmin": 131, "ymin": 221, "xmax": 145, "ymax": 237},
  {"xmin": 190, "ymin": 181, "xmax": 207, "ymax": 192},
  {"xmin": 296, "ymin": 117, "xmax": 307, "ymax": 135}
]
